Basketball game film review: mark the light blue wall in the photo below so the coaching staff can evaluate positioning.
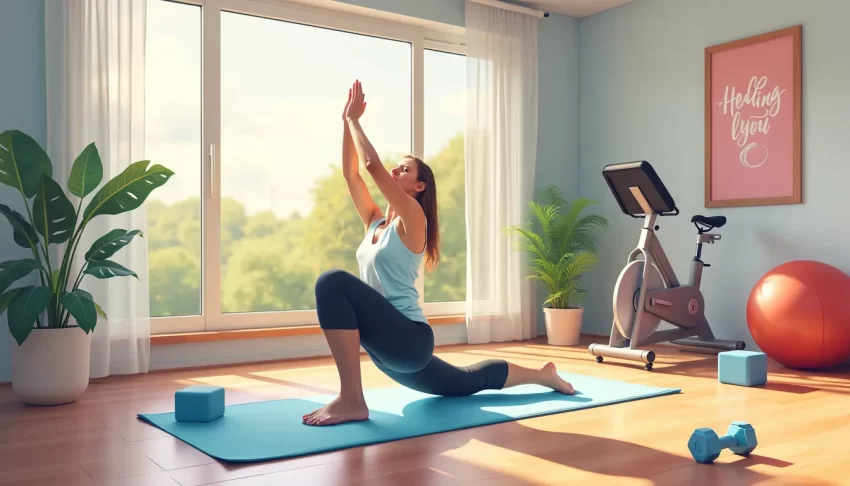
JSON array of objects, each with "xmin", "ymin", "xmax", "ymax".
[
  {"xmin": 535, "ymin": 13, "xmax": 580, "ymax": 332},
  {"xmin": 537, "ymin": 13, "xmax": 580, "ymax": 198},
  {"xmin": 0, "ymin": 0, "xmax": 47, "ymax": 383},
  {"xmin": 578, "ymin": 0, "xmax": 850, "ymax": 347}
]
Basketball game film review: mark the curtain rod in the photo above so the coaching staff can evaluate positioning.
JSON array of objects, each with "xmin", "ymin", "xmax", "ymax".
[{"xmin": 468, "ymin": 0, "xmax": 549, "ymax": 18}]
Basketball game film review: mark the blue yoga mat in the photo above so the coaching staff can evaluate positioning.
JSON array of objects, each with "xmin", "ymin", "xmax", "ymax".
[{"xmin": 138, "ymin": 372, "xmax": 680, "ymax": 463}]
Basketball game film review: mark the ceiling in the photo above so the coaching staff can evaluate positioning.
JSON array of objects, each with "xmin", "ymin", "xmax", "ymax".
[{"xmin": 516, "ymin": 0, "xmax": 632, "ymax": 18}]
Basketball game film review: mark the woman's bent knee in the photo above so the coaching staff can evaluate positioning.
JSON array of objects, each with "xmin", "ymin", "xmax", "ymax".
[
  {"xmin": 315, "ymin": 269, "xmax": 356, "ymax": 330},
  {"xmin": 315, "ymin": 269, "xmax": 352, "ymax": 293}
]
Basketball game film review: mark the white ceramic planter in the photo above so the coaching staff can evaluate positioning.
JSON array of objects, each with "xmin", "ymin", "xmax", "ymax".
[
  {"xmin": 12, "ymin": 326, "xmax": 92, "ymax": 406},
  {"xmin": 544, "ymin": 307, "xmax": 584, "ymax": 346}
]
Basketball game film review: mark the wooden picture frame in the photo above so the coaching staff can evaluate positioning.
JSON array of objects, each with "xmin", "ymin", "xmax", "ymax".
[{"xmin": 704, "ymin": 25, "xmax": 802, "ymax": 208}]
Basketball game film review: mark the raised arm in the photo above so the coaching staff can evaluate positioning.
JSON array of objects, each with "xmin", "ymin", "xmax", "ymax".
[
  {"xmin": 341, "ymin": 88, "xmax": 382, "ymax": 229},
  {"xmin": 345, "ymin": 80, "xmax": 426, "ymax": 240}
]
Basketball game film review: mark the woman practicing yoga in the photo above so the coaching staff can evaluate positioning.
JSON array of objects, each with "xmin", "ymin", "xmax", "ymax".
[{"xmin": 303, "ymin": 80, "xmax": 575, "ymax": 427}]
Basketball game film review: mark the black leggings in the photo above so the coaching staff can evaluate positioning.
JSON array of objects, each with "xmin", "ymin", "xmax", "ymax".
[{"xmin": 315, "ymin": 269, "xmax": 509, "ymax": 397}]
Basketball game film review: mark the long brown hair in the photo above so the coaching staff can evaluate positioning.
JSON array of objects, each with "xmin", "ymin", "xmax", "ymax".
[{"xmin": 407, "ymin": 155, "xmax": 439, "ymax": 272}]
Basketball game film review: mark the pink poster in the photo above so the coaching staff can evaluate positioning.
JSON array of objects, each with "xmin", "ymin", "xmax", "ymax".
[{"xmin": 705, "ymin": 26, "xmax": 802, "ymax": 208}]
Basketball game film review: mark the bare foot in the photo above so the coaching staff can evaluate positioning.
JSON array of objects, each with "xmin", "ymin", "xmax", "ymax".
[
  {"xmin": 542, "ymin": 362, "xmax": 575, "ymax": 395},
  {"xmin": 302, "ymin": 396, "xmax": 369, "ymax": 426}
]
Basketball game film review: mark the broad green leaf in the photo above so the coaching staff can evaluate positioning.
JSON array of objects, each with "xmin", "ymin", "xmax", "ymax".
[
  {"xmin": 83, "ymin": 160, "xmax": 174, "ymax": 223},
  {"xmin": 85, "ymin": 229, "xmax": 143, "ymax": 261},
  {"xmin": 7, "ymin": 286, "xmax": 52, "ymax": 345},
  {"xmin": 60, "ymin": 289, "xmax": 97, "ymax": 333},
  {"xmin": 84, "ymin": 259, "xmax": 138, "ymax": 279},
  {"xmin": 0, "ymin": 130, "xmax": 53, "ymax": 198},
  {"xmin": 0, "ymin": 203, "xmax": 39, "ymax": 249},
  {"xmin": 33, "ymin": 175, "xmax": 77, "ymax": 245},
  {"xmin": 0, "ymin": 288, "xmax": 20, "ymax": 317},
  {"xmin": 0, "ymin": 259, "xmax": 43, "ymax": 294},
  {"xmin": 94, "ymin": 302, "xmax": 107, "ymax": 320},
  {"xmin": 68, "ymin": 142, "xmax": 103, "ymax": 198}
]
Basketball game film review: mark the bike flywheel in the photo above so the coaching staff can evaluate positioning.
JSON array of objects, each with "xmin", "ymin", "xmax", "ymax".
[{"xmin": 613, "ymin": 260, "xmax": 666, "ymax": 342}]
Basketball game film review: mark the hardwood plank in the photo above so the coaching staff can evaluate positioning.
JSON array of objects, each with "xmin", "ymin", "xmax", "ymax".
[
  {"xmin": 134, "ymin": 436, "xmax": 218, "ymax": 470},
  {"xmin": 1, "ymin": 336, "xmax": 848, "ymax": 486},
  {"xmin": 96, "ymin": 472, "xmax": 181, "ymax": 486},
  {"xmin": 0, "ymin": 464, "xmax": 95, "ymax": 486},
  {"xmin": 167, "ymin": 461, "xmax": 273, "ymax": 486},
  {"xmin": 0, "ymin": 427, "xmax": 132, "ymax": 474},
  {"xmin": 78, "ymin": 448, "xmax": 164, "ymax": 483}
]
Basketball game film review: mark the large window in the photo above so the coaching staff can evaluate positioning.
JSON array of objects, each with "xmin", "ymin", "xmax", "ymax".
[
  {"xmin": 423, "ymin": 48, "xmax": 466, "ymax": 314},
  {"xmin": 145, "ymin": 0, "xmax": 466, "ymax": 333},
  {"xmin": 145, "ymin": 0, "xmax": 203, "ymax": 329}
]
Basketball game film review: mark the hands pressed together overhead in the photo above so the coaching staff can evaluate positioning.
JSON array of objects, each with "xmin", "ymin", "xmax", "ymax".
[{"xmin": 343, "ymin": 79, "xmax": 367, "ymax": 122}]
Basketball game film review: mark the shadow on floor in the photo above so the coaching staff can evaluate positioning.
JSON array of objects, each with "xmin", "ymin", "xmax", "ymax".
[
  {"xmin": 388, "ymin": 392, "xmax": 823, "ymax": 485},
  {"xmin": 198, "ymin": 390, "xmax": 839, "ymax": 486}
]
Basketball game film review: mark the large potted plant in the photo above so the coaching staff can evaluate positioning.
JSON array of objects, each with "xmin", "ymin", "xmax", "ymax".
[
  {"xmin": 0, "ymin": 130, "xmax": 173, "ymax": 405},
  {"xmin": 506, "ymin": 186, "xmax": 608, "ymax": 346}
]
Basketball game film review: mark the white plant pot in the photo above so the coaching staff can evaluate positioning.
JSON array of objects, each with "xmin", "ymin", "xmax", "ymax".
[
  {"xmin": 12, "ymin": 326, "xmax": 92, "ymax": 406},
  {"xmin": 544, "ymin": 307, "xmax": 584, "ymax": 346}
]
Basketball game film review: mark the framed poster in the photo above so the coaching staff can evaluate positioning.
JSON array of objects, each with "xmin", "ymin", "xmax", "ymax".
[{"xmin": 704, "ymin": 25, "xmax": 802, "ymax": 208}]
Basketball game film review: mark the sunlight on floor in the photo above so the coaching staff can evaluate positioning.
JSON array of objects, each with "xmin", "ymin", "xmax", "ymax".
[
  {"xmin": 459, "ymin": 349, "xmax": 571, "ymax": 364},
  {"xmin": 179, "ymin": 374, "xmax": 271, "ymax": 389},
  {"xmin": 441, "ymin": 438, "xmax": 658, "ymax": 485},
  {"xmin": 441, "ymin": 438, "xmax": 559, "ymax": 485},
  {"xmin": 424, "ymin": 466, "xmax": 460, "ymax": 482}
]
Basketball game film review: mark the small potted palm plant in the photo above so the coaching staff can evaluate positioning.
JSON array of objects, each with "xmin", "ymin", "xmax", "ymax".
[
  {"xmin": 0, "ymin": 130, "xmax": 173, "ymax": 405},
  {"xmin": 506, "ymin": 186, "xmax": 608, "ymax": 346}
]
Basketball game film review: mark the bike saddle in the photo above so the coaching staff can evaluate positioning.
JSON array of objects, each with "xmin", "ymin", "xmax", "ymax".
[{"xmin": 691, "ymin": 215, "xmax": 726, "ymax": 232}]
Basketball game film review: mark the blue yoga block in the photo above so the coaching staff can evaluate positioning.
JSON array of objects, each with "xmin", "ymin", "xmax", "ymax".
[
  {"xmin": 718, "ymin": 351, "xmax": 767, "ymax": 387},
  {"xmin": 175, "ymin": 386, "xmax": 225, "ymax": 423}
]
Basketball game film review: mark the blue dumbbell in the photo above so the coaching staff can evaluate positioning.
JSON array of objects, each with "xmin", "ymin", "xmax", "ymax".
[{"xmin": 688, "ymin": 421, "xmax": 757, "ymax": 463}]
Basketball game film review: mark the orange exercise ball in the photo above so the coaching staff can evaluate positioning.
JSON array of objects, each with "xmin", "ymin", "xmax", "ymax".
[{"xmin": 746, "ymin": 260, "xmax": 850, "ymax": 370}]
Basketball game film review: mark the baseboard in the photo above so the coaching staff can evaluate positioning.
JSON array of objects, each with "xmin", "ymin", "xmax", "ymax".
[{"xmin": 149, "ymin": 323, "xmax": 469, "ymax": 372}]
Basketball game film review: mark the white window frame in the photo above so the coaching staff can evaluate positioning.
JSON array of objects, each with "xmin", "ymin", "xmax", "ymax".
[
  {"xmin": 151, "ymin": 0, "xmax": 466, "ymax": 334},
  {"xmin": 419, "ymin": 41, "xmax": 467, "ymax": 318}
]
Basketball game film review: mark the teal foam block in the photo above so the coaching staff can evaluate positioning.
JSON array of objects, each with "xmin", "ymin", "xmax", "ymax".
[
  {"xmin": 138, "ymin": 372, "xmax": 680, "ymax": 463},
  {"xmin": 718, "ymin": 351, "xmax": 768, "ymax": 387},
  {"xmin": 175, "ymin": 386, "xmax": 225, "ymax": 423}
]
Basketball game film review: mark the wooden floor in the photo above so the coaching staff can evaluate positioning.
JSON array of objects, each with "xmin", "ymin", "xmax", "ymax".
[{"xmin": 2, "ymin": 336, "xmax": 849, "ymax": 486}]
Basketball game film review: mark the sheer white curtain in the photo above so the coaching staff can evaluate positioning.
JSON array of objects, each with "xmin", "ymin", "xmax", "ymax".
[
  {"xmin": 45, "ymin": 0, "xmax": 150, "ymax": 377},
  {"xmin": 464, "ymin": 1, "xmax": 540, "ymax": 344}
]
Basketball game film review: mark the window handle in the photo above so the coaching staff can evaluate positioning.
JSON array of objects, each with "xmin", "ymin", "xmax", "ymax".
[{"xmin": 209, "ymin": 143, "xmax": 216, "ymax": 199}]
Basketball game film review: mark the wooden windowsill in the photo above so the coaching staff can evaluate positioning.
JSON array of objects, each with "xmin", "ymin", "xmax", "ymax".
[{"xmin": 150, "ymin": 315, "xmax": 466, "ymax": 346}]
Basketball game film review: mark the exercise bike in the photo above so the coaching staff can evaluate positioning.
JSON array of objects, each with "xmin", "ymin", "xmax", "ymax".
[{"xmin": 588, "ymin": 161, "xmax": 745, "ymax": 371}]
